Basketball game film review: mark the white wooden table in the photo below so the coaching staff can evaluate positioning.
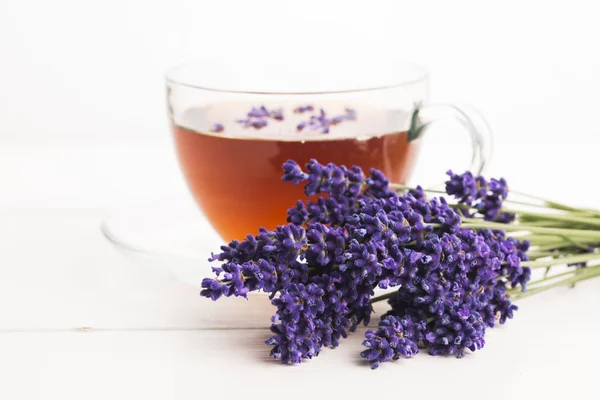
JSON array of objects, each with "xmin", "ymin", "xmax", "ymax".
[{"xmin": 2, "ymin": 145, "xmax": 599, "ymax": 399}]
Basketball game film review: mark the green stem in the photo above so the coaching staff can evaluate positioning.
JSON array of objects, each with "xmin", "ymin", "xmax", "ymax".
[
  {"xmin": 521, "ymin": 220, "xmax": 573, "ymax": 228},
  {"xmin": 527, "ymin": 250, "xmax": 569, "ymax": 259},
  {"xmin": 370, "ymin": 291, "xmax": 397, "ymax": 304},
  {"xmin": 449, "ymin": 203, "xmax": 600, "ymax": 229},
  {"xmin": 531, "ymin": 240, "xmax": 599, "ymax": 252},
  {"xmin": 508, "ymin": 267, "xmax": 588, "ymax": 295},
  {"xmin": 459, "ymin": 220, "xmax": 600, "ymax": 239},
  {"xmin": 524, "ymin": 235, "xmax": 569, "ymax": 245},
  {"xmin": 511, "ymin": 190, "xmax": 600, "ymax": 217},
  {"xmin": 389, "ymin": 184, "xmax": 446, "ymax": 194},
  {"xmin": 516, "ymin": 212, "xmax": 600, "ymax": 228},
  {"xmin": 391, "ymin": 184, "xmax": 600, "ymax": 216},
  {"xmin": 531, "ymin": 241, "xmax": 568, "ymax": 251},
  {"xmin": 526, "ymin": 237, "xmax": 571, "ymax": 246},
  {"xmin": 521, "ymin": 253, "xmax": 600, "ymax": 269},
  {"xmin": 511, "ymin": 266, "xmax": 600, "ymax": 300}
]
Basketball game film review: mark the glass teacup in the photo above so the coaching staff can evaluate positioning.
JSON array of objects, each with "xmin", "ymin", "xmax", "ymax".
[{"xmin": 166, "ymin": 59, "xmax": 491, "ymax": 241}]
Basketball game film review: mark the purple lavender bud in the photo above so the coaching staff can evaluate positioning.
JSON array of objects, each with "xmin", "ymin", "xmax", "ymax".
[
  {"xmin": 446, "ymin": 171, "xmax": 513, "ymax": 223},
  {"xmin": 327, "ymin": 108, "xmax": 356, "ymax": 126},
  {"xmin": 282, "ymin": 160, "xmax": 308, "ymax": 184},
  {"xmin": 330, "ymin": 115, "xmax": 347, "ymax": 125},
  {"xmin": 287, "ymin": 200, "xmax": 309, "ymax": 225},
  {"xmin": 445, "ymin": 170, "xmax": 479, "ymax": 205},
  {"xmin": 270, "ymin": 109, "xmax": 284, "ymax": 121},
  {"xmin": 308, "ymin": 118, "xmax": 322, "ymax": 130},
  {"xmin": 489, "ymin": 177, "xmax": 509, "ymax": 199},
  {"xmin": 361, "ymin": 315, "xmax": 421, "ymax": 369},
  {"xmin": 250, "ymin": 119, "xmax": 268, "ymax": 129},
  {"xmin": 365, "ymin": 169, "xmax": 392, "ymax": 198},
  {"xmin": 297, "ymin": 122, "xmax": 307, "ymax": 131},
  {"xmin": 425, "ymin": 309, "xmax": 486, "ymax": 358},
  {"xmin": 236, "ymin": 119, "xmax": 250, "ymax": 127},
  {"xmin": 210, "ymin": 123, "xmax": 224, "ymax": 133},
  {"xmin": 200, "ymin": 278, "xmax": 226, "ymax": 301},
  {"xmin": 247, "ymin": 106, "xmax": 270, "ymax": 118},
  {"xmin": 294, "ymin": 105, "xmax": 314, "ymax": 114},
  {"xmin": 344, "ymin": 107, "xmax": 357, "ymax": 120}
]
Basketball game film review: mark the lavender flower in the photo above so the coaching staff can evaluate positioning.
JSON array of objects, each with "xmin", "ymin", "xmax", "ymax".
[
  {"xmin": 282, "ymin": 160, "xmax": 308, "ymax": 184},
  {"xmin": 446, "ymin": 170, "xmax": 515, "ymax": 223},
  {"xmin": 201, "ymin": 158, "xmax": 536, "ymax": 367},
  {"xmin": 200, "ymin": 259, "xmax": 278, "ymax": 299},
  {"xmin": 287, "ymin": 200, "xmax": 309, "ymax": 225},
  {"xmin": 305, "ymin": 224, "xmax": 348, "ymax": 267},
  {"xmin": 303, "ymin": 160, "xmax": 350, "ymax": 197},
  {"xmin": 304, "ymin": 196, "xmax": 353, "ymax": 226},
  {"xmin": 445, "ymin": 170, "xmax": 484, "ymax": 204},
  {"xmin": 267, "ymin": 274, "xmax": 353, "ymax": 363},
  {"xmin": 365, "ymin": 169, "xmax": 393, "ymax": 198},
  {"xmin": 208, "ymin": 224, "xmax": 307, "ymax": 265},
  {"xmin": 361, "ymin": 314, "xmax": 422, "ymax": 369},
  {"xmin": 425, "ymin": 308, "xmax": 486, "ymax": 358},
  {"xmin": 281, "ymin": 159, "xmax": 367, "ymax": 200}
]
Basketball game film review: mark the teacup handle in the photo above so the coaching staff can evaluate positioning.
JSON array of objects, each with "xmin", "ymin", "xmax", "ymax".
[{"xmin": 408, "ymin": 102, "xmax": 494, "ymax": 176}]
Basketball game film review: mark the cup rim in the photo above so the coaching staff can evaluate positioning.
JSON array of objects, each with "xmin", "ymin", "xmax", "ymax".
[{"xmin": 165, "ymin": 59, "xmax": 429, "ymax": 95}]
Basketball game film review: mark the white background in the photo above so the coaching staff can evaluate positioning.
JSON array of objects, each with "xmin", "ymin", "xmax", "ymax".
[
  {"xmin": 2, "ymin": 0, "xmax": 600, "ymax": 208},
  {"xmin": 1, "ymin": 1, "xmax": 600, "ymax": 399}
]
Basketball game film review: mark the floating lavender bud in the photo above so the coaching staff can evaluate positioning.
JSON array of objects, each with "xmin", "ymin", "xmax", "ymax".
[
  {"xmin": 330, "ymin": 115, "xmax": 347, "ymax": 125},
  {"xmin": 344, "ymin": 107, "xmax": 357, "ymax": 120},
  {"xmin": 308, "ymin": 120, "xmax": 323, "ymax": 131},
  {"xmin": 295, "ymin": 106, "xmax": 356, "ymax": 134},
  {"xmin": 330, "ymin": 108, "xmax": 357, "ymax": 125},
  {"xmin": 237, "ymin": 105, "xmax": 284, "ymax": 129},
  {"xmin": 209, "ymin": 123, "xmax": 224, "ymax": 133},
  {"xmin": 270, "ymin": 109, "xmax": 284, "ymax": 121},
  {"xmin": 306, "ymin": 111, "xmax": 330, "ymax": 133},
  {"xmin": 247, "ymin": 106, "xmax": 270, "ymax": 118},
  {"xmin": 296, "ymin": 122, "xmax": 307, "ymax": 131},
  {"xmin": 294, "ymin": 105, "xmax": 314, "ymax": 113},
  {"xmin": 236, "ymin": 119, "xmax": 250, "ymax": 128},
  {"xmin": 250, "ymin": 119, "xmax": 268, "ymax": 129}
]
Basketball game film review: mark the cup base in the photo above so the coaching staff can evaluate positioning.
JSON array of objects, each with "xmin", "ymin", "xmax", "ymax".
[{"xmin": 101, "ymin": 202, "xmax": 223, "ymax": 286}]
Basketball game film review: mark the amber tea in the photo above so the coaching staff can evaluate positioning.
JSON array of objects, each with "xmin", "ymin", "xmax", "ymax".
[{"xmin": 172, "ymin": 102, "xmax": 420, "ymax": 241}]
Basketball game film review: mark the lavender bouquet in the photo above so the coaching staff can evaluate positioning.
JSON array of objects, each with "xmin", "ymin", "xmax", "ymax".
[{"xmin": 200, "ymin": 159, "xmax": 600, "ymax": 369}]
